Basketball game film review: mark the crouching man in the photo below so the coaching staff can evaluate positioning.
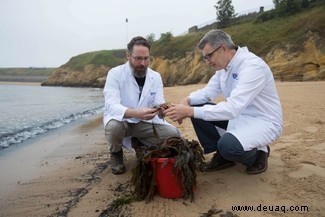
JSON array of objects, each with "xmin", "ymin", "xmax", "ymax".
[
  {"xmin": 103, "ymin": 36, "xmax": 180, "ymax": 175},
  {"xmin": 164, "ymin": 30, "xmax": 283, "ymax": 174}
]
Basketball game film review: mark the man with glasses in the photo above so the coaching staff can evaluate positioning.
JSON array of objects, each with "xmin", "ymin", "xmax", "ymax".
[
  {"xmin": 103, "ymin": 36, "xmax": 180, "ymax": 175},
  {"xmin": 165, "ymin": 30, "xmax": 283, "ymax": 174}
]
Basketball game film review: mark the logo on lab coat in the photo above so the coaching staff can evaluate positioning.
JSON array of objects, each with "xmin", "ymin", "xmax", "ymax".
[{"xmin": 232, "ymin": 73, "xmax": 238, "ymax": 80}]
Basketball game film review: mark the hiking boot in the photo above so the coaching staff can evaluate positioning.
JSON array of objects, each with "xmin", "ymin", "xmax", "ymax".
[
  {"xmin": 131, "ymin": 137, "xmax": 145, "ymax": 158},
  {"xmin": 246, "ymin": 146, "xmax": 270, "ymax": 175},
  {"xmin": 205, "ymin": 152, "xmax": 235, "ymax": 172},
  {"xmin": 110, "ymin": 150, "xmax": 126, "ymax": 175}
]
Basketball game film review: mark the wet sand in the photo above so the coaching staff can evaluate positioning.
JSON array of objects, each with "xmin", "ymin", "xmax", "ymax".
[{"xmin": 0, "ymin": 81, "xmax": 324, "ymax": 217}]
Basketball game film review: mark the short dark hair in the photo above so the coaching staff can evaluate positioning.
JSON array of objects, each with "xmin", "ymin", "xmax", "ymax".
[{"xmin": 127, "ymin": 36, "xmax": 151, "ymax": 53}]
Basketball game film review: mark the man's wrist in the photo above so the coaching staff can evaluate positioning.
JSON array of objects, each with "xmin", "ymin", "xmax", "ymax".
[
  {"xmin": 187, "ymin": 107, "xmax": 194, "ymax": 118},
  {"xmin": 187, "ymin": 97, "xmax": 191, "ymax": 105},
  {"xmin": 180, "ymin": 97, "xmax": 191, "ymax": 105}
]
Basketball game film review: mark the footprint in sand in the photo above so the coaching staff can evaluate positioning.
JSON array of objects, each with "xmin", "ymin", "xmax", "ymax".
[
  {"xmin": 308, "ymin": 142, "xmax": 325, "ymax": 154},
  {"xmin": 272, "ymin": 133, "xmax": 302, "ymax": 152},
  {"xmin": 304, "ymin": 126, "xmax": 319, "ymax": 133},
  {"xmin": 279, "ymin": 132, "xmax": 302, "ymax": 142},
  {"xmin": 289, "ymin": 161, "xmax": 325, "ymax": 179},
  {"xmin": 289, "ymin": 142, "xmax": 325, "ymax": 178}
]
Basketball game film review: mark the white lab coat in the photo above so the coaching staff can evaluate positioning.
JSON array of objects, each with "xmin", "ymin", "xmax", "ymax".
[
  {"xmin": 103, "ymin": 62, "xmax": 174, "ymax": 151},
  {"xmin": 190, "ymin": 47, "xmax": 283, "ymax": 152},
  {"xmin": 103, "ymin": 62, "xmax": 170, "ymax": 127}
]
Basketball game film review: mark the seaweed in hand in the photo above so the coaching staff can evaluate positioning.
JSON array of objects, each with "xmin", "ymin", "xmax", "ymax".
[{"xmin": 152, "ymin": 102, "xmax": 173, "ymax": 138}]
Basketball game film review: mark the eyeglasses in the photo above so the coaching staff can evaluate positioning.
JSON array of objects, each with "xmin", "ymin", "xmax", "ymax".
[
  {"xmin": 130, "ymin": 54, "xmax": 150, "ymax": 62},
  {"xmin": 202, "ymin": 44, "xmax": 223, "ymax": 61}
]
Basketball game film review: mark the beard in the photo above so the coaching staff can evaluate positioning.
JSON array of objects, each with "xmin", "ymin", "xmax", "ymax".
[{"xmin": 130, "ymin": 63, "xmax": 148, "ymax": 78}]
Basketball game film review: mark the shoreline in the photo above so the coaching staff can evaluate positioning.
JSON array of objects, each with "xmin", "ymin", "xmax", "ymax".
[
  {"xmin": 0, "ymin": 81, "xmax": 41, "ymax": 86},
  {"xmin": 0, "ymin": 80, "xmax": 321, "ymax": 87},
  {"xmin": 0, "ymin": 113, "xmax": 105, "ymax": 199},
  {"xmin": 0, "ymin": 82, "xmax": 324, "ymax": 217}
]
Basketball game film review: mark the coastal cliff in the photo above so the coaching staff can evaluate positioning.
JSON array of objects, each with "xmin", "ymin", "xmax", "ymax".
[
  {"xmin": 152, "ymin": 30, "xmax": 324, "ymax": 85},
  {"xmin": 43, "ymin": 64, "xmax": 108, "ymax": 87},
  {"xmin": 42, "ymin": 49, "xmax": 125, "ymax": 87},
  {"xmin": 42, "ymin": 30, "xmax": 324, "ymax": 87},
  {"xmin": 41, "ymin": 6, "xmax": 325, "ymax": 87},
  {"xmin": 266, "ymin": 31, "xmax": 325, "ymax": 81}
]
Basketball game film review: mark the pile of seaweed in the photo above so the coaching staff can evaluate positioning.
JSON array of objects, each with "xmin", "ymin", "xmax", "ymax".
[{"xmin": 131, "ymin": 137, "xmax": 205, "ymax": 203}]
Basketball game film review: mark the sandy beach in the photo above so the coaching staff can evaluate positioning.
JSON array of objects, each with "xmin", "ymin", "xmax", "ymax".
[{"xmin": 0, "ymin": 81, "xmax": 324, "ymax": 217}]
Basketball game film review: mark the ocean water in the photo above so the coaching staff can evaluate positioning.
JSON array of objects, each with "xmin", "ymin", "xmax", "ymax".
[{"xmin": 0, "ymin": 84, "xmax": 104, "ymax": 149}]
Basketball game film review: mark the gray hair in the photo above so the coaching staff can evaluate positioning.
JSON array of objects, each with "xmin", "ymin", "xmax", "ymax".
[{"xmin": 197, "ymin": 30, "xmax": 237, "ymax": 50}]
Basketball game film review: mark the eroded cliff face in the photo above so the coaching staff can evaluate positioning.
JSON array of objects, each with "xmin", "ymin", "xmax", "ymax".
[
  {"xmin": 150, "ymin": 50, "xmax": 215, "ymax": 86},
  {"xmin": 41, "ymin": 64, "xmax": 109, "ymax": 87},
  {"xmin": 42, "ymin": 31, "xmax": 324, "ymax": 87},
  {"xmin": 153, "ymin": 32, "xmax": 324, "ymax": 85},
  {"xmin": 266, "ymin": 31, "xmax": 325, "ymax": 81}
]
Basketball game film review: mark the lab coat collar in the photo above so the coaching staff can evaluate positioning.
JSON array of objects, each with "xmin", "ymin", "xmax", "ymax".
[
  {"xmin": 126, "ymin": 62, "xmax": 154, "ymax": 106},
  {"xmin": 225, "ymin": 46, "xmax": 248, "ymax": 72},
  {"xmin": 126, "ymin": 62, "xmax": 139, "ymax": 87}
]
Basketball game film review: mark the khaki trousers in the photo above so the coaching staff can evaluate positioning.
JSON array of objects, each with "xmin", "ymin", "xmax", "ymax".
[{"xmin": 105, "ymin": 119, "xmax": 180, "ymax": 153}]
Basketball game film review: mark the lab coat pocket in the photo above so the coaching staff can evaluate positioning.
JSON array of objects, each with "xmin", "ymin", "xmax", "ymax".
[{"xmin": 147, "ymin": 92, "xmax": 156, "ymax": 107}]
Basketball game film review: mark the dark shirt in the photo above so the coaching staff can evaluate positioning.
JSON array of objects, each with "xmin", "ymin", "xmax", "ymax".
[{"xmin": 134, "ymin": 76, "xmax": 146, "ymax": 99}]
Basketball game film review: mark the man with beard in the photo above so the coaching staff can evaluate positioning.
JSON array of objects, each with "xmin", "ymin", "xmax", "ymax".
[{"xmin": 103, "ymin": 36, "xmax": 180, "ymax": 175}]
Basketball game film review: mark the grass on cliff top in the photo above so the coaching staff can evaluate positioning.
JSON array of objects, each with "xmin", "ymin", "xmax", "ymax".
[
  {"xmin": 151, "ymin": 33, "xmax": 205, "ymax": 59},
  {"xmin": 64, "ymin": 49, "xmax": 126, "ymax": 71},
  {"xmin": 0, "ymin": 67, "xmax": 55, "ymax": 76},
  {"xmin": 226, "ymin": 4, "xmax": 325, "ymax": 56},
  {"xmin": 61, "ymin": 4, "xmax": 324, "ymax": 69},
  {"xmin": 152, "ymin": 4, "xmax": 325, "ymax": 58}
]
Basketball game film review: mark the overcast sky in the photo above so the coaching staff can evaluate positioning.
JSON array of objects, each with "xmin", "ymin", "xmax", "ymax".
[{"xmin": 0, "ymin": 0, "xmax": 274, "ymax": 67}]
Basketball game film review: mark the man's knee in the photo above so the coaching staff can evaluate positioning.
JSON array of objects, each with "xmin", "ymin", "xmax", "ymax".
[
  {"xmin": 217, "ymin": 133, "xmax": 244, "ymax": 159},
  {"xmin": 157, "ymin": 125, "xmax": 180, "ymax": 140},
  {"xmin": 105, "ymin": 119, "xmax": 126, "ymax": 140},
  {"xmin": 167, "ymin": 126, "xmax": 181, "ymax": 137}
]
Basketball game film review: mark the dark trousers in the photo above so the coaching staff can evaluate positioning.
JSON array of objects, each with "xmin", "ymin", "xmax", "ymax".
[{"xmin": 190, "ymin": 104, "xmax": 257, "ymax": 167}]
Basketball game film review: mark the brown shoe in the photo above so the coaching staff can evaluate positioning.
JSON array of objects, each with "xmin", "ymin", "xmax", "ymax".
[
  {"xmin": 110, "ymin": 150, "xmax": 126, "ymax": 175},
  {"xmin": 246, "ymin": 146, "xmax": 270, "ymax": 175},
  {"xmin": 205, "ymin": 152, "xmax": 235, "ymax": 172}
]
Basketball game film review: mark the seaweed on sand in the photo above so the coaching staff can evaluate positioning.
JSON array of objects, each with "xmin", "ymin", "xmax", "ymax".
[{"xmin": 130, "ymin": 137, "xmax": 205, "ymax": 203}]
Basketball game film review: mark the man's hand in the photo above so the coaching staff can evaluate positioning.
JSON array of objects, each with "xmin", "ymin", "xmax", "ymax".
[
  {"xmin": 137, "ymin": 108, "xmax": 158, "ymax": 120},
  {"xmin": 164, "ymin": 104, "xmax": 194, "ymax": 123},
  {"xmin": 154, "ymin": 102, "xmax": 173, "ymax": 118},
  {"xmin": 124, "ymin": 108, "xmax": 158, "ymax": 120}
]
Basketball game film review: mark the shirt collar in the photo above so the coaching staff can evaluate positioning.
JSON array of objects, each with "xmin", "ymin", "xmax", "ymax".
[{"xmin": 225, "ymin": 46, "xmax": 242, "ymax": 72}]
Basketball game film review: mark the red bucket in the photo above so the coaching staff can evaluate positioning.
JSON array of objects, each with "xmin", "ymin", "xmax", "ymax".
[{"xmin": 150, "ymin": 157, "xmax": 183, "ymax": 198}]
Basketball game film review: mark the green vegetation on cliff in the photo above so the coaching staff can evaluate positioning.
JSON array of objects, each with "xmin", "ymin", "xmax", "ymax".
[
  {"xmin": 0, "ymin": 67, "xmax": 55, "ymax": 82},
  {"xmin": 153, "ymin": 4, "xmax": 324, "ymax": 59},
  {"xmin": 0, "ymin": 67, "xmax": 55, "ymax": 76},
  {"xmin": 42, "ymin": 4, "xmax": 324, "ymax": 87},
  {"xmin": 58, "ymin": 4, "xmax": 324, "ymax": 70},
  {"xmin": 151, "ymin": 33, "xmax": 205, "ymax": 59},
  {"xmin": 226, "ymin": 4, "xmax": 325, "ymax": 56},
  {"xmin": 63, "ymin": 49, "xmax": 126, "ymax": 71}
]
